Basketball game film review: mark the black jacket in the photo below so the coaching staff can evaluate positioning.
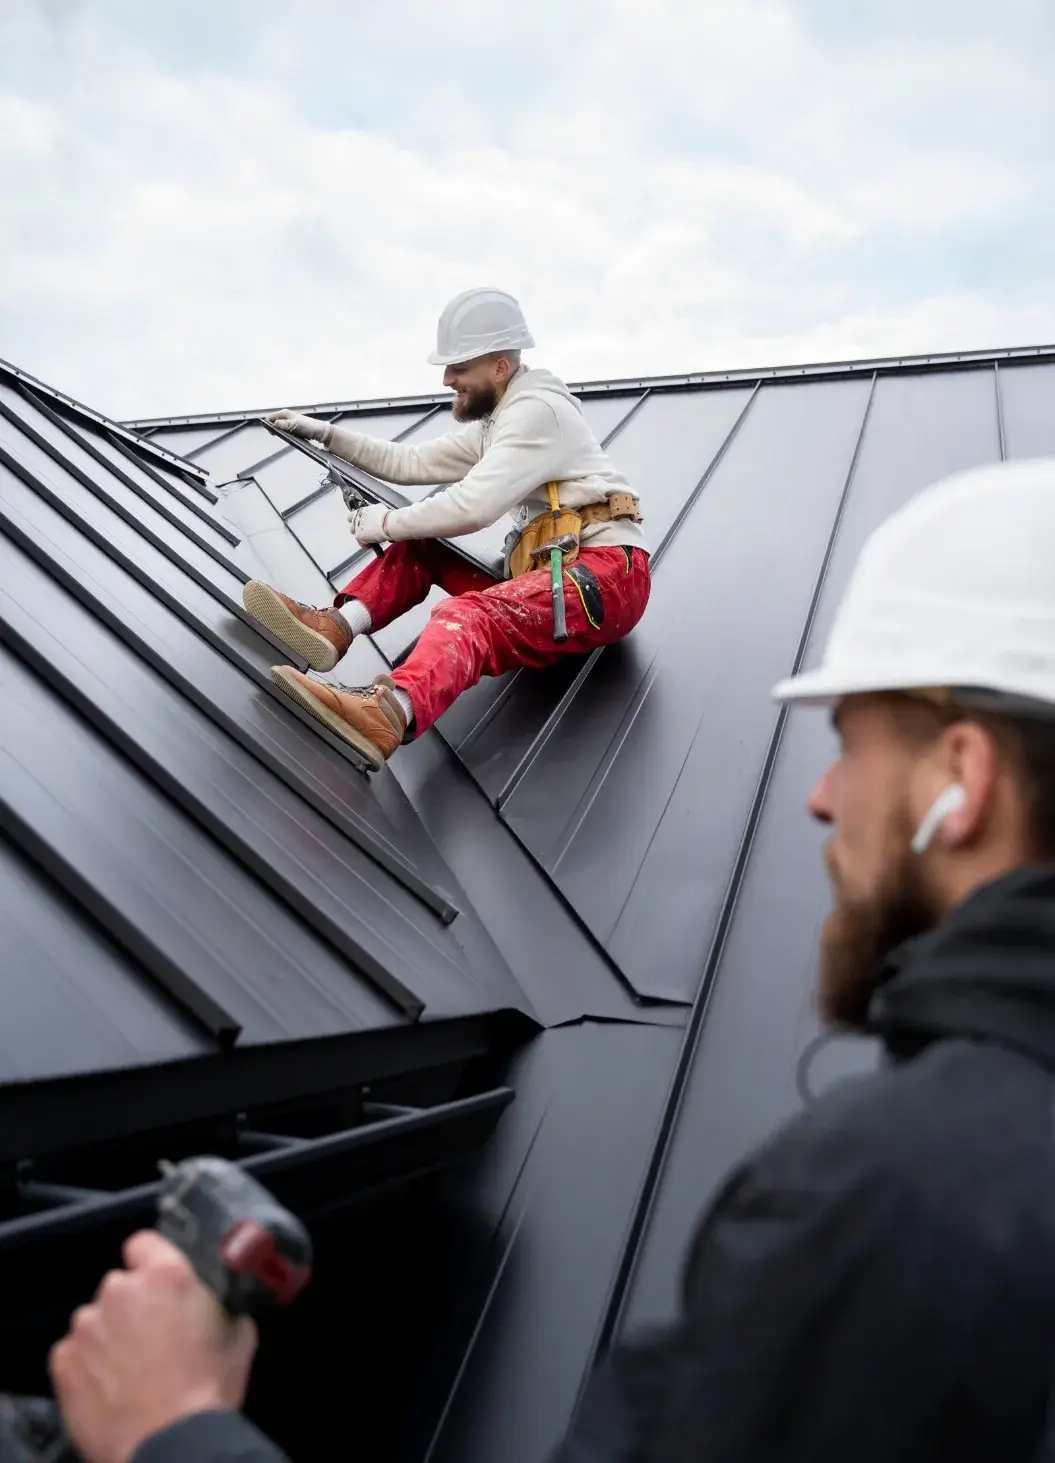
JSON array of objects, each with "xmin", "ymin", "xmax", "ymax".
[
  {"xmin": 558, "ymin": 865, "xmax": 1055, "ymax": 1462},
  {"xmin": 132, "ymin": 1413, "xmax": 288, "ymax": 1463}
]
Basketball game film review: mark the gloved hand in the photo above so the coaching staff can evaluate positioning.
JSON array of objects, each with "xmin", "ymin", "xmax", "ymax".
[
  {"xmin": 266, "ymin": 409, "xmax": 327, "ymax": 441},
  {"xmin": 348, "ymin": 503, "xmax": 391, "ymax": 545}
]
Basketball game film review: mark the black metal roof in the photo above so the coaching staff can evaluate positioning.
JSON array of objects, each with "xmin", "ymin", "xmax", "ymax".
[{"xmin": 3, "ymin": 343, "xmax": 1054, "ymax": 1461}]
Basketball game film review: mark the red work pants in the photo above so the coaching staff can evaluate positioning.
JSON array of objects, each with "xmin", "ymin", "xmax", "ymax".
[{"xmin": 336, "ymin": 541, "xmax": 651, "ymax": 735}]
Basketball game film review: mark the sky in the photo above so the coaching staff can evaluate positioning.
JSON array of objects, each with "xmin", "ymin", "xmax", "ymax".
[{"xmin": 1, "ymin": 0, "xmax": 1053, "ymax": 419}]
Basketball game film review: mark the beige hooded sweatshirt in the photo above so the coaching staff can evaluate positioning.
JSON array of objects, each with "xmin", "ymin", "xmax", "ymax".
[{"xmin": 323, "ymin": 364, "xmax": 649, "ymax": 558}]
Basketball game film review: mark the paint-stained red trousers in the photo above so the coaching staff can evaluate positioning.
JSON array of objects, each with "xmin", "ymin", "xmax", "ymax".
[{"xmin": 336, "ymin": 540, "xmax": 651, "ymax": 735}]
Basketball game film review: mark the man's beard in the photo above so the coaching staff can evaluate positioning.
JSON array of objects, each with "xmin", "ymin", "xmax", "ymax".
[
  {"xmin": 452, "ymin": 382, "xmax": 498, "ymax": 422},
  {"xmin": 818, "ymin": 817, "xmax": 937, "ymax": 1030}
]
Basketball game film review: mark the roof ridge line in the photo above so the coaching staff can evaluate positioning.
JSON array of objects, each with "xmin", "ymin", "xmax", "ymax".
[
  {"xmin": 120, "ymin": 341, "xmax": 1055, "ymax": 431},
  {"xmin": 0, "ymin": 356, "xmax": 210, "ymax": 480}
]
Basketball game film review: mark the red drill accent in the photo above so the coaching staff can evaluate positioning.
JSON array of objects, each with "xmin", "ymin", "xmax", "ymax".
[{"xmin": 219, "ymin": 1219, "xmax": 310, "ymax": 1304}]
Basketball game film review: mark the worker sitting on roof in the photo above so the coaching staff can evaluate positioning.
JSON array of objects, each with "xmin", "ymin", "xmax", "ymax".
[{"xmin": 240, "ymin": 288, "xmax": 651, "ymax": 771}]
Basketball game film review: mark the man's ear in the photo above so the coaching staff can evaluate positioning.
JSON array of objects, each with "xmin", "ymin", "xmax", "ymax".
[{"xmin": 932, "ymin": 721, "xmax": 1002, "ymax": 848}]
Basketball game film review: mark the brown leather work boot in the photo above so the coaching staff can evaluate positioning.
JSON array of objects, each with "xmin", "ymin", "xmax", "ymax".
[
  {"xmin": 243, "ymin": 580, "xmax": 353, "ymax": 672},
  {"xmin": 269, "ymin": 667, "xmax": 407, "ymax": 772}
]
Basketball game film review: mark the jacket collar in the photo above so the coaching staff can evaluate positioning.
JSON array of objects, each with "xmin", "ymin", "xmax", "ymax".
[{"xmin": 866, "ymin": 865, "xmax": 1055, "ymax": 1070}]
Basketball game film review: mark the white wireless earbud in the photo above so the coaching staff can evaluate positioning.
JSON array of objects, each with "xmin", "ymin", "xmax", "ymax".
[{"xmin": 910, "ymin": 784, "xmax": 968, "ymax": 856}]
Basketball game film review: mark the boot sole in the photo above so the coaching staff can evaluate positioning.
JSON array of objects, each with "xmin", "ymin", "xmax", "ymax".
[
  {"xmin": 243, "ymin": 581, "xmax": 342, "ymax": 672},
  {"xmin": 269, "ymin": 666, "xmax": 386, "ymax": 773}
]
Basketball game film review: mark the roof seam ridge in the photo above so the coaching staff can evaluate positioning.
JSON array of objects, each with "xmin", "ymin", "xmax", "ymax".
[
  {"xmin": 586, "ymin": 368, "xmax": 881, "ymax": 1364},
  {"xmin": 0, "ymin": 468, "xmax": 466, "ymax": 920},
  {"xmin": 494, "ymin": 381, "xmax": 762, "ymax": 812},
  {"xmin": 0, "ymin": 356, "xmax": 210, "ymax": 480},
  {"xmin": 119, "ymin": 342, "xmax": 1055, "ymax": 430}
]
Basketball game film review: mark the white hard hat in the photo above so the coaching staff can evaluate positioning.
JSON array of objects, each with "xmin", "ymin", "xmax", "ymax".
[
  {"xmin": 427, "ymin": 287, "xmax": 535, "ymax": 367},
  {"xmin": 772, "ymin": 457, "xmax": 1055, "ymax": 712}
]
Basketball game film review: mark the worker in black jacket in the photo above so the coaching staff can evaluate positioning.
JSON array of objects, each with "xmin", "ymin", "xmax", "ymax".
[
  {"xmin": 559, "ymin": 457, "xmax": 1055, "ymax": 1462},
  {"xmin": 46, "ymin": 456, "xmax": 1055, "ymax": 1462}
]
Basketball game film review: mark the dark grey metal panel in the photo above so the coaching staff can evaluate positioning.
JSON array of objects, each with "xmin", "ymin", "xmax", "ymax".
[
  {"xmin": 0, "ymin": 483, "xmax": 517, "ymax": 940},
  {"xmin": 0, "ymin": 546, "xmax": 529, "ymax": 1025},
  {"xmin": 389, "ymin": 723, "xmax": 686, "ymax": 1027},
  {"xmin": 70, "ymin": 423, "xmax": 239, "ymax": 547},
  {"xmin": 577, "ymin": 393, "xmax": 644, "ymax": 442},
  {"xmin": 0, "ymin": 645, "xmax": 406, "ymax": 1044},
  {"xmin": 287, "ymin": 487, "xmax": 356, "ymax": 576},
  {"xmin": 0, "ymin": 446, "xmax": 290, "ymax": 676},
  {"xmin": 436, "ymin": 386, "xmax": 757, "ymax": 799},
  {"xmin": 0, "ymin": 410, "xmax": 248, "ymax": 607},
  {"xmin": 603, "ymin": 385, "xmax": 758, "ymax": 544},
  {"xmin": 190, "ymin": 421, "xmax": 273, "ymax": 480},
  {"xmin": 424, "ymin": 1022, "xmax": 681, "ymax": 1463},
  {"xmin": 999, "ymin": 362, "xmax": 1055, "ymax": 458},
  {"xmin": 250, "ymin": 444, "xmax": 340, "ymax": 516},
  {"xmin": 502, "ymin": 378, "xmax": 872, "ymax": 1001},
  {"xmin": 0, "ymin": 384, "xmax": 242, "ymax": 566},
  {"xmin": 148, "ymin": 423, "xmax": 234, "ymax": 457},
  {"xmin": 103, "ymin": 431, "xmax": 221, "ymax": 506},
  {"xmin": 0, "ymin": 835, "xmax": 204, "ymax": 1083},
  {"xmin": 620, "ymin": 365, "xmax": 1004, "ymax": 1331}
]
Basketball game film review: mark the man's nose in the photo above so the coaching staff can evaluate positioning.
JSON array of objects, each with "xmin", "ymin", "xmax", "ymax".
[
  {"xmin": 808, "ymin": 763, "xmax": 837, "ymax": 825},
  {"xmin": 443, "ymin": 367, "xmax": 456, "ymax": 389}
]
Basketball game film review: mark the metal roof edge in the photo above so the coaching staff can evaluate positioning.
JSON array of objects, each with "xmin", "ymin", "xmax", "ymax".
[
  {"xmin": 120, "ymin": 341, "xmax": 1055, "ymax": 431},
  {"xmin": 0, "ymin": 355, "xmax": 211, "ymax": 481}
]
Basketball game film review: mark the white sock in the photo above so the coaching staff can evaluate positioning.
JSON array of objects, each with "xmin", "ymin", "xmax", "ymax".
[
  {"xmin": 391, "ymin": 687, "xmax": 414, "ymax": 724},
  {"xmin": 339, "ymin": 599, "xmax": 372, "ymax": 636}
]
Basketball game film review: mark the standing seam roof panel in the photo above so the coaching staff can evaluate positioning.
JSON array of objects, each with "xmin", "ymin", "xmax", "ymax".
[
  {"xmin": 2, "ymin": 386, "xmax": 239, "ymax": 553},
  {"xmin": 998, "ymin": 363, "xmax": 1055, "ymax": 457},
  {"xmin": 436, "ymin": 386, "xmax": 757, "ymax": 800},
  {"xmin": 0, "ymin": 458, "xmax": 492, "ymax": 916},
  {"xmin": 504, "ymin": 377, "xmax": 874, "ymax": 1000},
  {"xmin": 0, "ymin": 835, "xmax": 204, "ymax": 1083},
  {"xmin": 0, "ymin": 414, "xmax": 541, "ymax": 989},
  {"xmin": 620, "ymin": 364, "xmax": 1007, "ymax": 1331},
  {"xmin": 0, "ymin": 545, "xmax": 526, "ymax": 1019}
]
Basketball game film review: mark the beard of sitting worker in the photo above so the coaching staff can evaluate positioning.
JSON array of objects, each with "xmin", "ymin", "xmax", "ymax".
[
  {"xmin": 445, "ymin": 351, "xmax": 519, "ymax": 422},
  {"xmin": 452, "ymin": 380, "xmax": 500, "ymax": 421}
]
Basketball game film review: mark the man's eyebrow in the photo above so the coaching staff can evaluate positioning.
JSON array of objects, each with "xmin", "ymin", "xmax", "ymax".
[{"xmin": 829, "ymin": 705, "xmax": 843, "ymax": 735}]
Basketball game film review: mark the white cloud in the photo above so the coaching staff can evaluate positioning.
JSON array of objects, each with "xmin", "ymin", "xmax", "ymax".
[{"xmin": 0, "ymin": 0, "xmax": 1052, "ymax": 418}]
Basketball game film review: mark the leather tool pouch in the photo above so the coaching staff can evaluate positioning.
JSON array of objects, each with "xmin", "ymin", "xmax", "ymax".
[{"xmin": 507, "ymin": 506, "xmax": 583, "ymax": 579}]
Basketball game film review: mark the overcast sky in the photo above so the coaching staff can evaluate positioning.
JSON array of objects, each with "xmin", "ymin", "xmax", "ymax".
[{"xmin": 2, "ymin": 0, "xmax": 1052, "ymax": 419}]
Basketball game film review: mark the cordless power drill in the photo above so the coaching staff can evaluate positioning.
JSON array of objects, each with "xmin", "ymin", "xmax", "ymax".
[{"xmin": 0, "ymin": 1157, "xmax": 312, "ymax": 1463}]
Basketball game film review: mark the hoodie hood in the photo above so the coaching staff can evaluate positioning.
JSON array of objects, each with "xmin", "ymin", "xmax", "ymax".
[
  {"xmin": 867, "ymin": 865, "xmax": 1055, "ymax": 1070},
  {"xmin": 494, "ymin": 364, "xmax": 579, "ymax": 420}
]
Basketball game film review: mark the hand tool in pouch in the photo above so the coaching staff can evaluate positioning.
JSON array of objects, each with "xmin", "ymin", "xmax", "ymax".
[{"xmin": 534, "ymin": 482, "xmax": 573, "ymax": 643}]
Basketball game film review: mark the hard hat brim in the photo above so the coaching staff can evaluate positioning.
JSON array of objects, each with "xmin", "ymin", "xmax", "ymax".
[
  {"xmin": 427, "ymin": 330, "xmax": 536, "ymax": 368},
  {"xmin": 772, "ymin": 664, "xmax": 958, "ymax": 706},
  {"xmin": 427, "ymin": 348, "xmax": 480, "ymax": 367},
  {"xmin": 772, "ymin": 662, "xmax": 1055, "ymax": 709}
]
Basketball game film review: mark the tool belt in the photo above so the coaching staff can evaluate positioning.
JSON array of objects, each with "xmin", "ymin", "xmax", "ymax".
[{"xmin": 507, "ymin": 490, "xmax": 643, "ymax": 579}]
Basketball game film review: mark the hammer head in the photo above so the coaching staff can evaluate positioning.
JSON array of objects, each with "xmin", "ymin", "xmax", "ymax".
[{"xmin": 532, "ymin": 534, "xmax": 578, "ymax": 563}]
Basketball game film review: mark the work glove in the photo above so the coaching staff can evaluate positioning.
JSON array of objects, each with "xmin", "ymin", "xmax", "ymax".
[
  {"xmin": 348, "ymin": 502, "xmax": 391, "ymax": 545},
  {"xmin": 266, "ymin": 409, "xmax": 328, "ymax": 441}
]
